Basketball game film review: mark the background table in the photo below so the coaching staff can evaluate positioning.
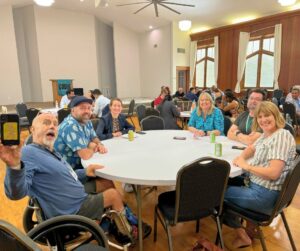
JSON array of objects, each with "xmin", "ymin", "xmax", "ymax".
[{"xmin": 82, "ymin": 130, "xmax": 244, "ymax": 250}]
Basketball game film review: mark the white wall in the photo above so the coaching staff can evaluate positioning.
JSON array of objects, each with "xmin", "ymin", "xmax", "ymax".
[
  {"xmin": 34, "ymin": 7, "xmax": 99, "ymax": 101},
  {"xmin": 0, "ymin": 5, "xmax": 23, "ymax": 105},
  {"xmin": 172, "ymin": 22, "xmax": 191, "ymax": 91},
  {"xmin": 113, "ymin": 23, "xmax": 141, "ymax": 98},
  {"xmin": 95, "ymin": 19, "xmax": 116, "ymax": 98},
  {"xmin": 139, "ymin": 24, "xmax": 172, "ymax": 98}
]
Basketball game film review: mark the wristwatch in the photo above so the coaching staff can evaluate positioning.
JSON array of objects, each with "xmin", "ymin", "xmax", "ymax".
[{"xmin": 235, "ymin": 131, "xmax": 242, "ymax": 137}]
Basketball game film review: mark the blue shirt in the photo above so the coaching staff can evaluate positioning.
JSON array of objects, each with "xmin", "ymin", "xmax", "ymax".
[
  {"xmin": 54, "ymin": 115, "xmax": 97, "ymax": 170},
  {"xmin": 188, "ymin": 107, "xmax": 224, "ymax": 135},
  {"xmin": 4, "ymin": 144, "xmax": 87, "ymax": 219}
]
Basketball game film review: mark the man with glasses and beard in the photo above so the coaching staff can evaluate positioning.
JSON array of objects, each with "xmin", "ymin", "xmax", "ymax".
[
  {"xmin": 227, "ymin": 89, "xmax": 266, "ymax": 145},
  {"xmin": 54, "ymin": 96, "xmax": 113, "ymax": 194}
]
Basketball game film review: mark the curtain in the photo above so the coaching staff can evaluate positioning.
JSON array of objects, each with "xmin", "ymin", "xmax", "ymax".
[
  {"xmin": 274, "ymin": 24, "xmax": 282, "ymax": 90},
  {"xmin": 189, "ymin": 41, "xmax": 197, "ymax": 86},
  {"xmin": 234, "ymin": 32, "xmax": 250, "ymax": 93},
  {"xmin": 214, "ymin": 36, "xmax": 219, "ymax": 87}
]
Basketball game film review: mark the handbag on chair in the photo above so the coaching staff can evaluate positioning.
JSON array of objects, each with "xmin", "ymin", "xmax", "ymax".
[{"xmin": 192, "ymin": 236, "xmax": 224, "ymax": 251}]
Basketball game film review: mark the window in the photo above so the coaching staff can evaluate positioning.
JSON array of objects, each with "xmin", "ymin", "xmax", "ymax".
[
  {"xmin": 195, "ymin": 46, "xmax": 215, "ymax": 88},
  {"xmin": 244, "ymin": 37, "xmax": 274, "ymax": 88}
]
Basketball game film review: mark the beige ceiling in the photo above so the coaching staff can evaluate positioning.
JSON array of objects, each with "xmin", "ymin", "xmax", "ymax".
[{"xmin": 1, "ymin": 0, "xmax": 299, "ymax": 32}]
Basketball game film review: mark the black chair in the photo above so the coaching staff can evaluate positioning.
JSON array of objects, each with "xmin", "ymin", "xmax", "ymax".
[
  {"xmin": 222, "ymin": 156, "xmax": 300, "ymax": 251},
  {"xmin": 126, "ymin": 99, "xmax": 135, "ymax": 126},
  {"xmin": 280, "ymin": 96, "xmax": 286, "ymax": 106},
  {"xmin": 284, "ymin": 122, "xmax": 295, "ymax": 137},
  {"xmin": 136, "ymin": 104, "xmax": 146, "ymax": 125},
  {"xmin": 282, "ymin": 102, "xmax": 299, "ymax": 134},
  {"xmin": 273, "ymin": 89, "xmax": 283, "ymax": 102},
  {"xmin": 271, "ymin": 97, "xmax": 279, "ymax": 107},
  {"xmin": 26, "ymin": 108, "xmax": 40, "ymax": 127},
  {"xmin": 154, "ymin": 157, "xmax": 231, "ymax": 251},
  {"xmin": 145, "ymin": 107, "xmax": 160, "ymax": 117},
  {"xmin": 223, "ymin": 115, "xmax": 232, "ymax": 136},
  {"xmin": 140, "ymin": 115, "xmax": 164, "ymax": 131},
  {"xmin": 57, "ymin": 108, "xmax": 71, "ymax": 124},
  {"xmin": 16, "ymin": 103, "xmax": 30, "ymax": 129},
  {"xmin": 0, "ymin": 219, "xmax": 41, "ymax": 251}
]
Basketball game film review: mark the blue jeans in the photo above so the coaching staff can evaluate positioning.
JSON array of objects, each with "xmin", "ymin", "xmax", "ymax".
[{"xmin": 224, "ymin": 181, "xmax": 279, "ymax": 228}]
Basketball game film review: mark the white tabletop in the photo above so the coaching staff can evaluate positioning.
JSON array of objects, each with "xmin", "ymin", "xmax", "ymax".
[
  {"xmin": 180, "ymin": 111, "xmax": 191, "ymax": 118},
  {"xmin": 82, "ymin": 130, "xmax": 243, "ymax": 186}
]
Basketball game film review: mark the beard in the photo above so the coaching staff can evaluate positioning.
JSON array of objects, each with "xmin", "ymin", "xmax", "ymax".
[{"xmin": 42, "ymin": 138, "xmax": 55, "ymax": 150}]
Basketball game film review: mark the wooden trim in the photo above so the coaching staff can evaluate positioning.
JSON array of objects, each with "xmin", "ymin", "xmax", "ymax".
[{"xmin": 190, "ymin": 9, "xmax": 300, "ymax": 41}]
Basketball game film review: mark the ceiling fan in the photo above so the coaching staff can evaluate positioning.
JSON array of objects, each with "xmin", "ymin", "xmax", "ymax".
[{"xmin": 116, "ymin": 0, "xmax": 195, "ymax": 17}]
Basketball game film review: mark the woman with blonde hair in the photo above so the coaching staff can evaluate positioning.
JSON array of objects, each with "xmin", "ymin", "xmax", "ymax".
[
  {"xmin": 188, "ymin": 92, "xmax": 224, "ymax": 136},
  {"xmin": 224, "ymin": 101, "xmax": 296, "ymax": 248}
]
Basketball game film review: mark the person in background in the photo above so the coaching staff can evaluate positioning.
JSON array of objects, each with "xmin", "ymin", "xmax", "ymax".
[
  {"xmin": 285, "ymin": 86, "xmax": 300, "ymax": 117},
  {"xmin": 211, "ymin": 85, "xmax": 224, "ymax": 100},
  {"xmin": 55, "ymin": 96, "xmax": 113, "ymax": 194},
  {"xmin": 227, "ymin": 88, "xmax": 265, "ymax": 145},
  {"xmin": 86, "ymin": 90, "xmax": 95, "ymax": 101},
  {"xmin": 188, "ymin": 92, "xmax": 224, "ymax": 136},
  {"xmin": 224, "ymin": 101, "xmax": 296, "ymax": 248},
  {"xmin": 185, "ymin": 87, "xmax": 198, "ymax": 102},
  {"xmin": 173, "ymin": 87, "xmax": 185, "ymax": 99},
  {"xmin": 96, "ymin": 98, "xmax": 135, "ymax": 140},
  {"xmin": 219, "ymin": 90, "xmax": 239, "ymax": 117},
  {"xmin": 60, "ymin": 89, "xmax": 75, "ymax": 108},
  {"xmin": 154, "ymin": 86, "xmax": 170, "ymax": 107},
  {"xmin": 93, "ymin": 89, "xmax": 110, "ymax": 118},
  {"xmin": 1, "ymin": 113, "xmax": 151, "ymax": 244},
  {"xmin": 157, "ymin": 94, "xmax": 181, "ymax": 129}
]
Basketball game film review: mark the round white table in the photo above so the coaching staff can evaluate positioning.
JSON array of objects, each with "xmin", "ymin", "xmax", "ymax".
[{"xmin": 82, "ymin": 130, "xmax": 244, "ymax": 250}]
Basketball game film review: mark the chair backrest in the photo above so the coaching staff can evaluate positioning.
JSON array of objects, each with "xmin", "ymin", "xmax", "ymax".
[
  {"xmin": 57, "ymin": 108, "xmax": 71, "ymax": 124},
  {"xmin": 16, "ymin": 103, "xmax": 28, "ymax": 117},
  {"xmin": 127, "ymin": 99, "xmax": 135, "ymax": 116},
  {"xmin": 174, "ymin": 157, "xmax": 230, "ymax": 223},
  {"xmin": 91, "ymin": 118, "xmax": 101, "ymax": 131},
  {"xmin": 140, "ymin": 115, "xmax": 165, "ymax": 131},
  {"xmin": 136, "ymin": 104, "xmax": 146, "ymax": 123},
  {"xmin": 284, "ymin": 122, "xmax": 295, "ymax": 137},
  {"xmin": 280, "ymin": 96, "xmax": 286, "ymax": 106},
  {"xmin": 273, "ymin": 89, "xmax": 283, "ymax": 100},
  {"xmin": 26, "ymin": 108, "xmax": 40, "ymax": 126},
  {"xmin": 267, "ymin": 156, "xmax": 300, "ymax": 225},
  {"xmin": 0, "ymin": 220, "xmax": 41, "ymax": 251},
  {"xmin": 283, "ymin": 102, "xmax": 297, "ymax": 125},
  {"xmin": 24, "ymin": 134, "xmax": 33, "ymax": 145},
  {"xmin": 176, "ymin": 100, "xmax": 192, "ymax": 111},
  {"xmin": 223, "ymin": 115, "xmax": 232, "ymax": 136},
  {"xmin": 145, "ymin": 107, "xmax": 160, "ymax": 117}
]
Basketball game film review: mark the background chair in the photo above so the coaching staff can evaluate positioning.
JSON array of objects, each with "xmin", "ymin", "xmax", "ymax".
[
  {"xmin": 282, "ymin": 102, "xmax": 299, "ymax": 133},
  {"xmin": 126, "ymin": 99, "xmax": 135, "ymax": 126},
  {"xmin": 145, "ymin": 107, "xmax": 160, "ymax": 117},
  {"xmin": 284, "ymin": 122, "xmax": 295, "ymax": 137},
  {"xmin": 136, "ymin": 104, "xmax": 146, "ymax": 125},
  {"xmin": 0, "ymin": 219, "xmax": 41, "ymax": 251},
  {"xmin": 222, "ymin": 156, "xmax": 300, "ymax": 251},
  {"xmin": 57, "ymin": 108, "xmax": 71, "ymax": 124},
  {"xmin": 140, "ymin": 115, "xmax": 165, "ymax": 131},
  {"xmin": 16, "ymin": 103, "xmax": 30, "ymax": 129},
  {"xmin": 26, "ymin": 108, "xmax": 40, "ymax": 127},
  {"xmin": 273, "ymin": 89, "xmax": 284, "ymax": 103},
  {"xmin": 223, "ymin": 115, "xmax": 232, "ymax": 136},
  {"xmin": 154, "ymin": 157, "xmax": 231, "ymax": 251},
  {"xmin": 271, "ymin": 97, "xmax": 279, "ymax": 107}
]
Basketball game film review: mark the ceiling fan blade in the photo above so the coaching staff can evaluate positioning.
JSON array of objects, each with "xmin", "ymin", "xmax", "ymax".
[
  {"xmin": 154, "ymin": 2, "xmax": 159, "ymax": 17},
  {"xmin": 134, "ymin": 3, "xmax": 153, "ymax": 14},
  {"xmin": 158, "ymin": 3, "xmax": 181, "ymax": 14},
  {"xmin": 117, "ymin": 2, "xmax": 150, "ymax": 7},
  {"xmin": 162, "ymin": 2, "xmax": 195, "ymax": 7}
]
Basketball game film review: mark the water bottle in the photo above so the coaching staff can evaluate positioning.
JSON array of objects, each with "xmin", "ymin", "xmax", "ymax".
[
  {"xmin": 128, "ymin": 130, "xmax": 134, "ymax": 141},
  {"xmin": 210, "ymin": 132, "xmax": 216, "ymax": 143}
]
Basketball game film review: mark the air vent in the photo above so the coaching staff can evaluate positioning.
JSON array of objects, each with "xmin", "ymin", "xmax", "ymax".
[{"xmin": 177, "ymin": 48, "xmax": 185, "ymax": 54}]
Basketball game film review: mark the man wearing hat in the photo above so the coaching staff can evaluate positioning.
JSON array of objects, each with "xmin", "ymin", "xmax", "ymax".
[{"xmin": 54, "ymin": 96, "xmax": 113, "ymax": 193}]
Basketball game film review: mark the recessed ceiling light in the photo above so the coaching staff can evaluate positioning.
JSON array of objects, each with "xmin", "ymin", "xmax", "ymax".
[
  {"xmin": 149, "ymin": 25, "xmax": 153, "ymax": 29},
  {"xmin": 34, "ymin": 0, "xmax": 55, "ymax": 7},
  {"xmin": 178, "ymin": 20, "xmax": 192, "ymax": 31},
  {"xmin": 231, "ymin": 16, "xmax": 257, "ymax": 24},
  {"xmin": 278, "ymin": 0, "xmax": 296, "ymax": 6}
]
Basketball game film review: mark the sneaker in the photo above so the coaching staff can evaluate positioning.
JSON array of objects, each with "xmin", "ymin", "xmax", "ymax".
[{"xmin": 122, "ymin": 183, "xmax": 134, "ymax": 193}]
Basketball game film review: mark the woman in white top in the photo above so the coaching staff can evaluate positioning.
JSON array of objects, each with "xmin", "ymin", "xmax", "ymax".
[{"xmin": 224, "ymin": 101, "xmax": 296, "ymax": 248}]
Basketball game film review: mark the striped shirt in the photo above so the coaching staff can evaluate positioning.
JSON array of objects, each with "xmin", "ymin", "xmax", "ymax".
[{"xmin": 249, "ymin": 128, "xmax": 296, "ymax": 191}]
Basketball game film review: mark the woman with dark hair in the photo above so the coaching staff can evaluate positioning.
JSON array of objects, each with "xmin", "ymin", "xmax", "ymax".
[
  {"xmin": 157, "ymin": 94, "xmax": 181, "ymax": 129},
  {"xmin": 96, "ymin": 98, "xmax": 134, "ymax": 140},
  {"xmin": 219, "ymin": 91, "xmax": 239, "ymax": 117}
]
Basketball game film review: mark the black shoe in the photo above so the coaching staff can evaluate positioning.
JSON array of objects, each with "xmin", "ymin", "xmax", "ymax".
[{"xmin": 131, "ymin": 222, "xmax": 152, "ymax": 240}]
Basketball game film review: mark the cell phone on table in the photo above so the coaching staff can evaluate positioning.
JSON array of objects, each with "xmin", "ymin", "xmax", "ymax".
[
  {"xmin": 0, "ymin": 114, "xmax": 20, "ymax": 146},
  {"xmin": 232, "ymin": 145, "xmax": 246, "ymax": 150},
  {"xmin": 173, "ymin": 136, "xmax": 186, "ymax": 140},
  {"xmin": 136, "ymin": 131, "xmax": 146, "ymax": 135}
]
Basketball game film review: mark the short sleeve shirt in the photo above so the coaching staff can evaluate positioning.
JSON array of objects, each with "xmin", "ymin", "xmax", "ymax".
[
  {"xmin": 234, "ymin": 111, "xmax": 254, "ymax": 135},
  {"xmin": 249, "ymin": 128, "xmax": 296, "ymax": 191},
  {"xmin": 54, "ymin": 115, "xmax": 97, "ymax": 170}
]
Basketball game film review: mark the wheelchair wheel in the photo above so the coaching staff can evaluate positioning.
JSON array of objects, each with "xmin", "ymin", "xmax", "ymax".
[{"xmin": 23, "ymin": 207, "xmax": 39, "ymax": 233}]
